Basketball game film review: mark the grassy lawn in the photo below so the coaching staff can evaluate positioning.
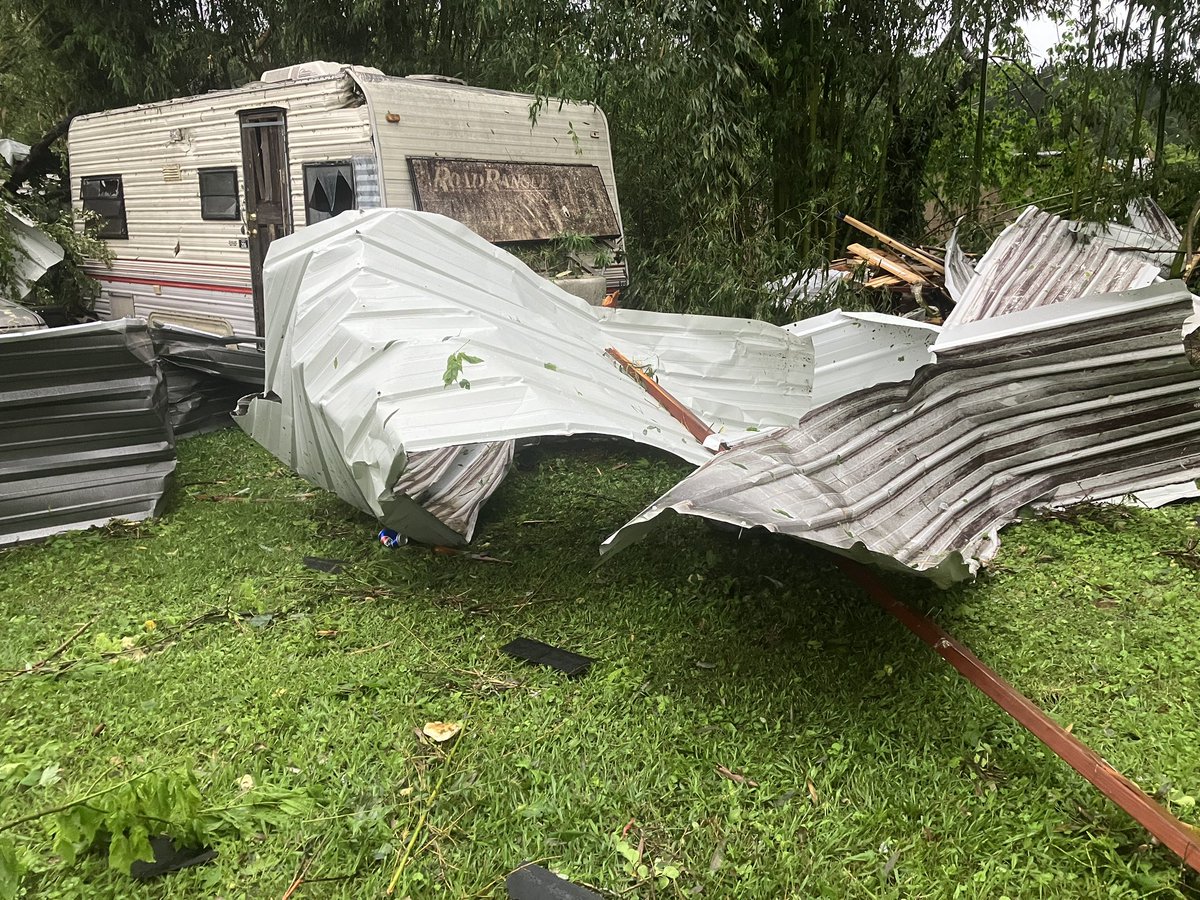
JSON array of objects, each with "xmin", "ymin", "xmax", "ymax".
[{"xmin": 2, "ymin": 427, "xmax": 1200, "ymax": 899}]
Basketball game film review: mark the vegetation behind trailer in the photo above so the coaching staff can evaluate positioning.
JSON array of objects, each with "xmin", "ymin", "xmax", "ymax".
[{"xmin": 67, "ymin": 61, "xmax": 627, "ymax": 337}]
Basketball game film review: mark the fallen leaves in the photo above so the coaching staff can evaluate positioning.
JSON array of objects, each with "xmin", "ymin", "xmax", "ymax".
[{"xmin": 422, "ymin": 721, "xmax": 462, "ymax": 743}]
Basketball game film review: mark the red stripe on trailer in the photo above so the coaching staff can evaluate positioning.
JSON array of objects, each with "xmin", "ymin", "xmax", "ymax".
[{"xmin": 94, "ymin": 274, "xmax": 253, "ymax": 295}]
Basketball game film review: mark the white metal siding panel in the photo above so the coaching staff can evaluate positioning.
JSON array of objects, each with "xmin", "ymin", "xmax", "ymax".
[
  {"xmin": 71, "ymin": 75, "xmax": 372, "ymax": 262},
  {"xmin": 355, "ymin": 74, "xmax": 624, "ymax": 242},
  {"xmin": 70, "ymin": 73, "xmax": 374, "ymax": 334}
]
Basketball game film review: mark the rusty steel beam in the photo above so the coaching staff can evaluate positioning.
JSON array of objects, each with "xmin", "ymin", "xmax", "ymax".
[
  {"xmin": 836, "ymin": 558, "xmax": 1200, "ymax": 875},
  {"xmin": 604, "ymin": 347, "xmax": 716, "ymax": 446}
]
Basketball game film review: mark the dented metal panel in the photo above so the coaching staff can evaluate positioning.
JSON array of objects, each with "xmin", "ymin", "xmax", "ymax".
[
  {"xmin": 0, "ymin": 319, "xmax": 176, "ymax": 545},
  {"xmin": 603, "ymin": 281, "xmax": 1200, "ymax": 586},
  {"xmin": 235, "ymin": 208, "xmax": 816, "ymax": 544},
  {"xmin": 782, "ymin": 310, "xmax": 939, "ymax": 408}
]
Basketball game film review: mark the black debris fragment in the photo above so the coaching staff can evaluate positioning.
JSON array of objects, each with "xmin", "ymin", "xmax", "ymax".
[
  {"xmin": 129, "ymin": 835, "xmax": 217, "ymax": 879},
  {"xmin": 506, "ymin": 862, "xmax": 601, "ymax": 900},
  {"xmin": 501, "ymin": 638, "xmax": 594, "ymax": 678},
  {"xmin": 303, "ymin": 556, "xmax": 347, "ymax": 574}
]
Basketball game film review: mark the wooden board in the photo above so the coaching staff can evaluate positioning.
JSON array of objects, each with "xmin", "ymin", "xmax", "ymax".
[{"xmin": 407, "ymin": 157, "xmax": 620, "ymax": 243}]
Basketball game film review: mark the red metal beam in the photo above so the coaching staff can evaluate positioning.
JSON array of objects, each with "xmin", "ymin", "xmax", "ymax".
[
  {"xmin": 836, "ymin": 558, "xmax": 1200, "ymax": 875},
  {"xmin": 604, "ymin": 347, "xmax": 716, "ymax": 446}
]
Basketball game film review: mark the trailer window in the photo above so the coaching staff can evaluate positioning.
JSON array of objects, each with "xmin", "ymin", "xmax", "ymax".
[
  {"xmin": 80, "ymin": 175, "xmax": 128, "ymax": 239},
  {"xmin": 303, "ymin": 162, "xmax": 354, "ymax": 224},
  {"xmin": 199, "ymin": 167, "xmax": 240, "ymax": 221}
]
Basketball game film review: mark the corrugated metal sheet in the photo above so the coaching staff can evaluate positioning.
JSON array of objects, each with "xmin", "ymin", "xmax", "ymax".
[
  {"xmin": 1128, "ymin": 197, "xmax": 1184, "ymax": 246},
  {"xmin": 0, "ymin": 318, "xmax": 176, "ymax": 545},
  {"xmin": 602, "ymin": 281, "xmax": 1200, "ymax": 586},
  {"xmin": 941, "ymin": 206, "xmax": 1163, "ymax": 330},
  {"xmin": 235, "ymin": 208, "xmax": 817, "ymax": 543},
  {"xmin": 3, "ymin": 205, "xmax": 64, "ymax": 300}
]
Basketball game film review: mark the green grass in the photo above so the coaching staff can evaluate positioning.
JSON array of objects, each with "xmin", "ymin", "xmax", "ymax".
[{"xmin": 2, "ymin": 428, "xmax": 1200, "ymax": 898}]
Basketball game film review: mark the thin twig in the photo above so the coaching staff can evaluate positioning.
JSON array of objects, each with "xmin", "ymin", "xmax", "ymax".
[
  {"xmin": 0, "ymin": 766, "xmax": 165, "ymax": 834},
  {"xmin": 281, "ymin": 851, "xmax": 315, "ymax": 900},
  {"xmin": 385, "ymin": 719, "xmax": 469, "ymax": 894},
  {"xmin": 347, "ymin": 640, "xmax": 395, "ymax": 656},
  {"xmin": 6, "ymin": 617, "xmax": 97, "ymax": 680}
]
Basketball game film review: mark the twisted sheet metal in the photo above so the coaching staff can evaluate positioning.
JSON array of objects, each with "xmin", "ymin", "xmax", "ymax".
[
  {"xmin": 782, "ymin": 310, "xmax": 939, "ymax": 408},
  {"xmin": 236, "ymin": 209, "xmax": 816, "ymax": 544},
  {"xmin": 602, "ymin": 281, "xmax": 1200, "ymax": 586},
  {"xmin": 942, "ymin": 207, "xmax": 1163, "ymax": 329},
  {"xmin": 0, "ymin": 319, "xmax": 176, "ymax": 545}
]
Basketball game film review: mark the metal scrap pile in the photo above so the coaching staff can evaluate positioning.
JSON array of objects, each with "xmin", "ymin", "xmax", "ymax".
[
  {"xmin": 235, "ymin": 202, "xmax": 1198, "ymax": 584},
  {"xmin": 234, "ymin": 209, "xmax": 935, "ymax": 545}
]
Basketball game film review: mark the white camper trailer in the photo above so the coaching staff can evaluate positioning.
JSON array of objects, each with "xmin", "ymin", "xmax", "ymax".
[{"xmin": 68, "ymin": 61, "xmax": 627, "ymax": 338}]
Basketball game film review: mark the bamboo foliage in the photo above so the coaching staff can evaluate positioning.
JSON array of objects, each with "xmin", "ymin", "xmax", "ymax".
[{"xmin": 1, "ymin": 0, "xmax": 1197, "ymax": 317}]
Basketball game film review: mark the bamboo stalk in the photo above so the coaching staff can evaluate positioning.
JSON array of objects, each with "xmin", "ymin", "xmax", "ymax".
[
  {"xmin": 846, "ymin": 244, "xmax": 927, "ymax": 285},
  {"xmin": 839, "ymin": 213, "xmax": 944, "ymax": 274}
]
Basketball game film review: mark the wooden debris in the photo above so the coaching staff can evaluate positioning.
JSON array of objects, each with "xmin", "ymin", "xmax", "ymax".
[
  {"xmin": 847, "ymin": 243, "xmax": 928, "ymax": 285},
  {"xmin": 839, "ymin": 212, "xmax": 946, "ymax": 274}
]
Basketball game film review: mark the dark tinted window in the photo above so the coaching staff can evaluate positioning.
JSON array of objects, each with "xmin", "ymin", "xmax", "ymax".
[
  {"xmin": 199, "ymin": 167, "xmax": 240, "ymax": 221},
  {"xmin": 80, "ymin": 175, "xmax": 128, "ymax": 239},
  {"xmin": 303, "ymin": 162, "xmax": 355, "ymax": 224}
]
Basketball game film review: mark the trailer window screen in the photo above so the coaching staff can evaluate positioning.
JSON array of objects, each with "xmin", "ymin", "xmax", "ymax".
[
  {"xmin": 80, "ymin": 175, "xmax": 127, "ymax": 239},
  {"xmin": 199, "ymin": 167, "xmax": 240, "ymax": 221},
  {"xmin": 303, "ymin": 162, "xmax": 354, "ymax": 224}
]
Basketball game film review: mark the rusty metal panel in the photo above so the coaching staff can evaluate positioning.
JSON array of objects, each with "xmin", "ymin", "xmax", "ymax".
[
  {"xmin": 0, "ymin": 319, "xmax": 176, "ymax": 545},
  {"xmin": 942, "ymin": 206, "xmax": 1163, "ymax": 329},
  {"xmin": 1128, "ymin": 196, "xmax": 1183, "ymax": 246},
  {"xmin": 407, "ymin": 157, "xmax": 620, "ymax": 243}
]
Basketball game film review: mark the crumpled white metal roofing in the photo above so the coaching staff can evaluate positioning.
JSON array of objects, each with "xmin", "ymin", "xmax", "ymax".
[
  {"xmin": 603, "ymin": 280, "xmax": 1200, "ymax": 585},
  {"xmin": 236, "ymin": 209, "xmax": 818, "ymax": 544},
  {"xmin": 783, "ymin": 310, "xmax": 939, "ymax": 408},
  {"xmin": 2, "ymin": 205, "xmax": 64, "ymax": 301}
]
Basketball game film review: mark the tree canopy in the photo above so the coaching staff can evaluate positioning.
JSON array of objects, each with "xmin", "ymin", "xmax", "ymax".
[{"xmin": 1, "ymin": 0, "xmax": 1198, "ymax": 316}]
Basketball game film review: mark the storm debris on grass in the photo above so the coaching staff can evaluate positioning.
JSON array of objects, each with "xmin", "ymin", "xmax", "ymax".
[
  {"xmin": 2, "ymin": 432, "xmax": 1200, "ymax": 896},
  {"xmin": 501, "ymin": 637, "xmax": 595, "ymax": 678},
  {"xmin": 506, "ymin": 862, "xmax": 602, "ymax": 900},
  {"xmin": 607, "ymin": 206, "xmax": 1200, "ymax": 585}
]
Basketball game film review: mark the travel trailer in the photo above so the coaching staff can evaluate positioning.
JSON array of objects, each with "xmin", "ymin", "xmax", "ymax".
[{"xmin": 68, "ymin": 61, "xmax": 627, "ymax": 338}]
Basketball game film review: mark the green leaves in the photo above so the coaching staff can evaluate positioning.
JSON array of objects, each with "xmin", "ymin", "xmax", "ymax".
[{"xmin": 442, "ymin": 351, "xmax": 484, "ymax": 390}]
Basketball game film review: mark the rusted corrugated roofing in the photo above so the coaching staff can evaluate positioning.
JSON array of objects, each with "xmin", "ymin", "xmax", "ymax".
[
  {"xmin": 942, "ymin": 206, "xmax": 1162, "ymax": 329},
  {"xmin": 603, "ymin": 280, "xmax": 1200, "ymax": 585},
  {"xmin": 1128, "ymin": 197, "xmax": 1183, "ymax": 246},
  {"xmin": 0, "ymin": 319, "xmax": 176, "ymax": 545}
]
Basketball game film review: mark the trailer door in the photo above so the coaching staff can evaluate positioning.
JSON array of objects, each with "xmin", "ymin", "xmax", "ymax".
[{"xmin": 238, "ymin": 108, "xmax": 293, "ymax": 335}]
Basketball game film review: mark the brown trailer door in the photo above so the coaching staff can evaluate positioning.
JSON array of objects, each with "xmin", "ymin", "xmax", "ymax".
[{"xmin": 238, "ymin": 108, "xmax": 293, "ymax": 335}]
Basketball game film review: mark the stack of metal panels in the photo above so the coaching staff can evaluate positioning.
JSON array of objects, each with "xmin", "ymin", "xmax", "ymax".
[{"xmin": 0, "ymin": 319, "xmax": 176, "ymax": 545}]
